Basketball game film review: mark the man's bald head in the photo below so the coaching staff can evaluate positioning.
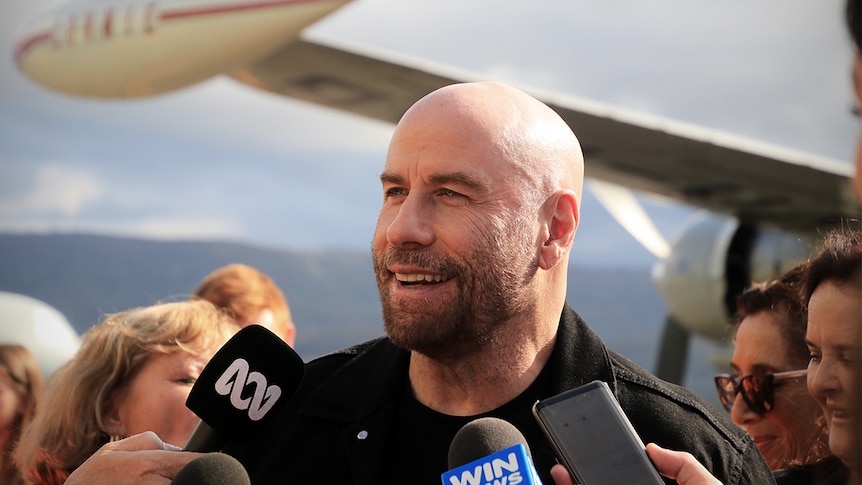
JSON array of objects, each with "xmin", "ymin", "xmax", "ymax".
[{"xmin": 395, "ymin": 82, "xmax": 585, "ymax": 206}]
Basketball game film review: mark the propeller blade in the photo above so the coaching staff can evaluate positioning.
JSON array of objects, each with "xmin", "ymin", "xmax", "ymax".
[
  {"xmin": 588, "ymin": 180, "xmax": 671, "ymax": 259},
  {"xmin": 654, "ymin": 316, "xmax": 690, "ymax": 384}
]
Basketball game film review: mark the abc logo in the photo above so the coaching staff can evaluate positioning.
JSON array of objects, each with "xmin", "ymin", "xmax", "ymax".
[{"xmin": 214, "ymin": 358, "xmax": 282, "ymax": 421}]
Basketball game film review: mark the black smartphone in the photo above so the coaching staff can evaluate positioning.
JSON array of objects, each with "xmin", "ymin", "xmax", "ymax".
[{"xmin": 532, "ymin": 380, "xmax": 665, "ymax": 485}]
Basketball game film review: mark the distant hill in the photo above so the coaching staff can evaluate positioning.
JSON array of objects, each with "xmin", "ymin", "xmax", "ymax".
[{"xmin": 0, "ymin": 233, "xmax": 725, "ymax": 402}]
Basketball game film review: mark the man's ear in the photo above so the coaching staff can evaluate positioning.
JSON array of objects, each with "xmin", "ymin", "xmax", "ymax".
[{"xmin": 538, "ymin": 191, "xmax": 579, "ymax": 271}]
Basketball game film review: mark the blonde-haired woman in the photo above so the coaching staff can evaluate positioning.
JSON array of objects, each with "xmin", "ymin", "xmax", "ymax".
[
  {"xmin": 0, "ymin": 345, "xmax": 43, "ymax": 485},
  {"xmin": 16, "ymin": 300, "xmax": 235, "ymax": 485}
]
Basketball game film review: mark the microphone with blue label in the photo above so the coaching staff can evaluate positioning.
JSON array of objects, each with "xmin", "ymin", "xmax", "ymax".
[{"xmin": 442, "ymin": 417, "xmax": 543, "ymax": 485}]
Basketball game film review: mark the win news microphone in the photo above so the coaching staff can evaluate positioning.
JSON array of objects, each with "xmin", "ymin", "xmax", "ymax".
[
  {"xmin": 171, "ymin": 452, "xmax": 250, "ymax": 485},
  {"xmin": 442, "ymin": 417, "xmax": 543, "ymax": 485},
  {"xmin": 183, "ymin": 324, "xmax": 304, "ymax": 452}
]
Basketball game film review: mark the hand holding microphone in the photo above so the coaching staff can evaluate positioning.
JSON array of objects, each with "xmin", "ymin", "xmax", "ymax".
[{"xmin": 64, "ymin": 432, "xmax": 197, "ymax": 485}]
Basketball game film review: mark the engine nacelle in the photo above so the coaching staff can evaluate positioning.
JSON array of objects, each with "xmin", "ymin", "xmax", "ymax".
[
  {"xmin": 652, "ymin": 211, "xmax": 813, "ymax": 343},
  {"xmin": 0, "ymin": 291, "xmax": 81, "ymax": 378}
]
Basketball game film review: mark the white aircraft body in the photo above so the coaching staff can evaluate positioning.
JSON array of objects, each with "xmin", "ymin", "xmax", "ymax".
[
  {"xmin": 0, "ymin": 291, "xmax": 81, "ymax": 378},
  {"xmin": 11, "ymin": 0, "xmax": 862, "ymax": 382}
]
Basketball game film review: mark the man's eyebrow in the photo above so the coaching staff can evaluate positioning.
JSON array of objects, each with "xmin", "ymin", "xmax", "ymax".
[
  {"xmin": 380, "ymin": 172, "xmax": 403, "ymax": 185},
  {"xmin": 428, "ymin": 171, "xmax": 484, "ymax": 190},
  {"xmin": 379, "ymin": 171, "xmax": 484, "ymax": 190}
]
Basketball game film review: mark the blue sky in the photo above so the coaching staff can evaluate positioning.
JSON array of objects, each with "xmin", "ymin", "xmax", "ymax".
[{"xmin": 0, "ymin": 0, "xmax": 857, "ymax": 268}]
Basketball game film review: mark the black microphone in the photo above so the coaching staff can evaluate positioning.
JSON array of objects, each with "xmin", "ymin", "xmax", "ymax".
[
  {"xmin": 183, "ymin": 324, "xmax": 304, "ymax": 452},
  {"xmin": 443, "ymin": 417, "xmax": 543, "ymax": 485},
  {"xmin": 171, "ymin": 452, "xmax": 250, "ymax": 485}
]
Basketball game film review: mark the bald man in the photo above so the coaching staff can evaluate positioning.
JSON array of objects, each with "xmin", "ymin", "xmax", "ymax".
[{"xmin": 221, "ymin": 82, "xmax": 772, "ymax": 484}]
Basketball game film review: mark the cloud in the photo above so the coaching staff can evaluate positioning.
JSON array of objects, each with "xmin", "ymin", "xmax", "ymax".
[
  {"xmin": 0, "ymin": 0, "xmax": 854, "ymax": 260},
  {"xmin": 0, "ymin": 163, "xmax": 101, "ymax": 216},
  {"xmin": 112, "ymin": 217, "xmax": 245, "ymax": 241},
  {"xmin": 0, "ymin": 215, "xmax": 244, "ymax": 242}
]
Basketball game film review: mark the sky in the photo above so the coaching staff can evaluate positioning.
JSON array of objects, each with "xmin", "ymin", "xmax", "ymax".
[{"xmin": 0, "ymin": 0, "xmax": 858, "ymax": 269}]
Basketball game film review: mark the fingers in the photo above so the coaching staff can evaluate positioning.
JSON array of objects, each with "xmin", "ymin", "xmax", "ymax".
[
  {"xmin": 101, "ymin": 431, "xmax": 182, "ymax": 452},
  {"xmin": 65, "ymin": 433, "xmax": 200, "ymax": 485},
  {"xmin": 549, "ymin": 464, "xmax": 575, "ymax": 485},
  {"xmin": 646, "ymin": 443, "xmax": 723, "ymax": 485}
]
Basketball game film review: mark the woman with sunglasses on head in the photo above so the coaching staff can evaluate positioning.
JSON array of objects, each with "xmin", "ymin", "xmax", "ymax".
[
  {"xmin": 715, "ymin": 265, "xmax": 836, "ymax": 482},
  {"xmin": 801, "ymin": 228, "xmax": 861, "ymax": 485}
]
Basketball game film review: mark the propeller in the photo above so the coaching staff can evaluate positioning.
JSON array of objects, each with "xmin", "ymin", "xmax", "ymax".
[
  {"xmin": 587, "ymin": 180, "xmax": 671, "ymax": 260},
  {"xmin": 587, "ymin": 179, "xmax": 689, "ymax": 384}
]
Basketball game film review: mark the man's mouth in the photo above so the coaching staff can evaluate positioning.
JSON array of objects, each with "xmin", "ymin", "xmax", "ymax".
[{"xmin": 394, "ymin": 273, "xmax": 452, "ymax": 285}]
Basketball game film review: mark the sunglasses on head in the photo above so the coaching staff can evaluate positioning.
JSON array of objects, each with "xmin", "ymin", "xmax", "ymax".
[{"xmin": 713, "ymin": 369, "xmax": 807, "ymax": 415}]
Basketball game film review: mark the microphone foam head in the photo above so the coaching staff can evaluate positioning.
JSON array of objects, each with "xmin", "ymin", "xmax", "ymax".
[
  {"xmin": 186, "ymin": 324, "xmax": 304, "ymax": 443},
  {"xmin": 172, "ymin": 453, "xmax": 250, "ymax": 485},
  {"xmin": 448, "ymin": 417, "xmax": 532, "ymax": 469}
]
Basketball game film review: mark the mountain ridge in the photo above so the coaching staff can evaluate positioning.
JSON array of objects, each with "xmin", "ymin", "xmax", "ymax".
[{"xmin": 0, "ymin": 232, "xmax": 723, "ymax": 401}]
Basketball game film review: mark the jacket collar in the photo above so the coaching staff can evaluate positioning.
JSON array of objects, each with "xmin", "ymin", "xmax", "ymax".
[
  {"xmin": 297, "ymin": 304, "xmax": 617, "ymax": 484},
  {"xmin": 550, "ymin": 304, "xmax": 618, "ymax": 394},
  {"xmin": 301, "ymin": 304, "xmax": 618, "ymax": 420}
]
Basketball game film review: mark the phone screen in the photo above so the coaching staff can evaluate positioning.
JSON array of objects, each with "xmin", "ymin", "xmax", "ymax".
[{"xmin": 533, "ymin": 380, "xmax": 664, "ymax": 485}]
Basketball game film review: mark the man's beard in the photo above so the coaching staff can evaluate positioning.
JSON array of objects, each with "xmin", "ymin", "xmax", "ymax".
[{"xmin": 373, "ymin": 214, "xmax": 538, "ymax": 360}]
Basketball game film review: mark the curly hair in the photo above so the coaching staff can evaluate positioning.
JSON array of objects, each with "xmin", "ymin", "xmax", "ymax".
[
  {"xmin": 193, "ymin": 264, "xmax": 294, "ymax": 343},
  {"xmin": 732, "ymin": 264, "xmax": 810, "ymax": 367},
  {"xmin": 802, "ymin": 228, "xmax": 862, "ymax": 304}
]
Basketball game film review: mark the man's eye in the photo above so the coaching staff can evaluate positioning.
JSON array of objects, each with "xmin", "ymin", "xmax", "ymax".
[
  {"xmin": 439, "ymin": 189, "xmax": 462, "ymax": 198},
  {"xmin": 385, "ymin": 187, "xmax": 407, "ymax": 198}
]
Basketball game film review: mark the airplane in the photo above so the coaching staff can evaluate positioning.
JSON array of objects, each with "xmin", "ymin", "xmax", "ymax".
[
  {"xmin": 10, "ymin": 0, "xmax": 861, "ymax": 384},
  {"xmin": 0, "ymin": 291, "xmax": 81, "ymax": 378}
]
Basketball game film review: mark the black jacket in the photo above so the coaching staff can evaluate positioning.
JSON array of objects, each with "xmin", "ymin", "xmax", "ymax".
[{"xmin": 226, "ymin": 304, "xmax": 774, "ymax": 484}]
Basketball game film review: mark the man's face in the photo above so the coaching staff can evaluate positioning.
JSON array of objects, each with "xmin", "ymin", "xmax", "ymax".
[{"xmin": 371, "ymin": 117, "xmax": 540, "ymax": 360}]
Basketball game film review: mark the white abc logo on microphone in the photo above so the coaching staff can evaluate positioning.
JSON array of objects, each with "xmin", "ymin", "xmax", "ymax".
[{"xmin": 214, "ymin": 358, "xmax": 282, "ymax": 421}]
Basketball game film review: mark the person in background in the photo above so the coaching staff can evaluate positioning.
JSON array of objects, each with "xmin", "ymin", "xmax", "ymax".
[
  {"xmin": 849, "ymin": 0, "xmax": 862, "ymax": 200},
  {"xmin": 192, "ymin": 263, "xmax": 296, "ymax": 346},
  {"xmin": 15, "ymin": 300, "xmax": 235, "ymax": 485},
  {"xmin": 0, "ymin": 345, "xmax": 43, "ymax": 485},
  {"xmin": 802, "ymin": 228, "xmax": 861, "ymax": 485},
  {"xmin": 714, "ymin": 267, "xmax": 836, "ymax": 481}
]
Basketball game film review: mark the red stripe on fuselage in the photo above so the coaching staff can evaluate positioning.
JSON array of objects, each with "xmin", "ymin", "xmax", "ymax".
[
  {"xmin": 13, "ymin": 31, "xmax": 54, "ymax": 67},
  {"xmin": 13, "ymin": 0, "xmax": 341, "ymax": 67},
  {"xmin": 159, "ymin": 0, "xmax": 332, "ymax": 21}
]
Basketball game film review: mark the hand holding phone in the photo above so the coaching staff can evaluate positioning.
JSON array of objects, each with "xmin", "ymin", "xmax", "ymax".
[{"xmin": 533, "ymin": 380, "xmax": 664, "ymax": 485}]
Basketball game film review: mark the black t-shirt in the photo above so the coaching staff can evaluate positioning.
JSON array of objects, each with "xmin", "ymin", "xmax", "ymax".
[{"xmin": 381, "ymin": 362, "xmax": 559, "ymax": 484}]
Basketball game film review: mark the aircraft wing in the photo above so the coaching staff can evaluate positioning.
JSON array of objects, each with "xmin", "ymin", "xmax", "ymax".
[{"xmin": 232, "ymin": 34, "xmax": 861, "ymax": 234}]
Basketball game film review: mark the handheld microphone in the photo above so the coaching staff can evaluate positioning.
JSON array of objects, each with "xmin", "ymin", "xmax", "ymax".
[
  {"xmin": 171, "ymin": 452, "xmax": 250, "ymax": 485},
  {"xmin": 442, "ymin": 417, "xmax": 543, "ymax": 485},
  {"xmin": 183, "ymin": 324, "xmax": 304, "ymax": 452}
]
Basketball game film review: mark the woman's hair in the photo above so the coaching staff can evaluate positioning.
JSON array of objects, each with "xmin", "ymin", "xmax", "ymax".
[
  {"xmin": 192, "ymin": 264, "xmax": 294, "ymax": 339},
  {"xmin": 15, "ymin": 299, "xmax": 234, "ymax": 485},
  {"xmin": 0, "ymin": 345, "xmax": 43, "ymax": 485},
  {"xmin": 848, "ymin": 0, "xmax": 861, "ymax": 52},
  {"xmin": 802, "ymin": 228, "xmax": 862, "ymax": 304},
  {"xmin": 733, "ymin": 264, "xmax": 810, "ymax": 367}
]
